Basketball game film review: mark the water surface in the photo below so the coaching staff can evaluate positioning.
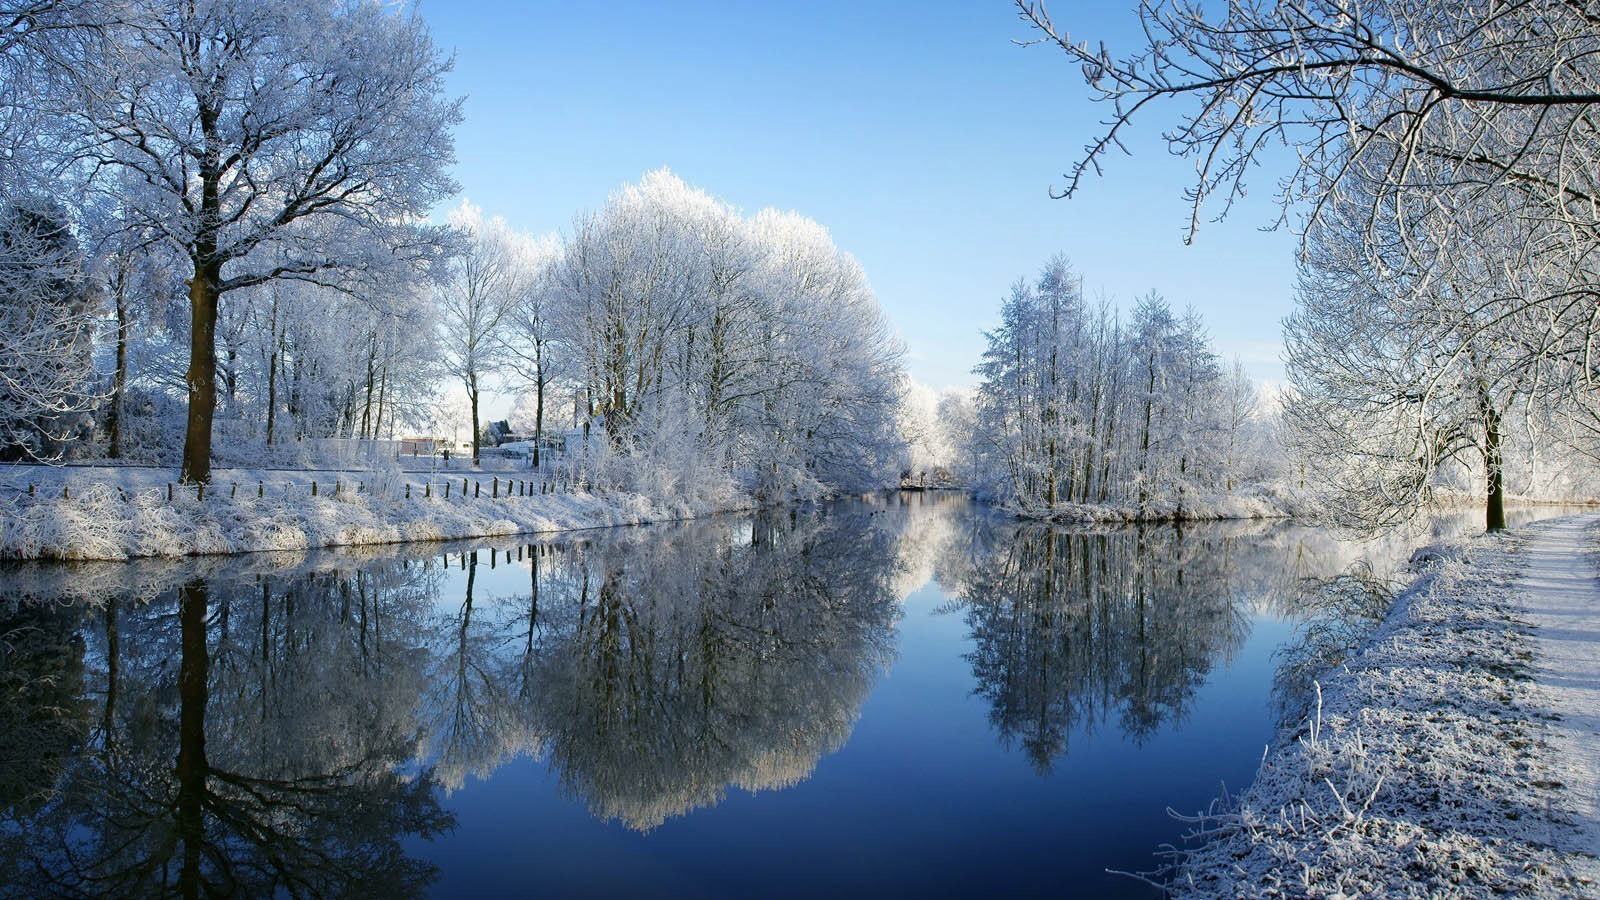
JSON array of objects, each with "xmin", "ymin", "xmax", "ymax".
[{"xmin": 0, "ymin": 496, "xmax": 1560, "ymax": 898}]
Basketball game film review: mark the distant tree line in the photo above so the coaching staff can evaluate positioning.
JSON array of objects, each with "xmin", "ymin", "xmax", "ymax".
[
  {"xmin": 968, "ymin": 255, "xmax": 1270, "ymax": 517},
  {"xmin": 435, "ymin": 170, "xmax": 907, "ymax": 500},
  {"xmin": 0, "ymin": 3, "xmax": 907, "ymax": 500}
]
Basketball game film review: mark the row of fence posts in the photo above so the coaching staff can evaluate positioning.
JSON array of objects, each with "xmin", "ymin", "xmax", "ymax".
[
  {"xmin": 436, "ymin": 543, "xmax": 560, "ymax": 571},
  {"xmin": 20, "ymin": 473, "xmax": 589, "ymax": 504}
]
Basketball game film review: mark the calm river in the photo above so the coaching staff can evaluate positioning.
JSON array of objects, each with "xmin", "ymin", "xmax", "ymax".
[{"xmin": 0, "ymin": 495, "xmax": 1564, "ymax": 898}]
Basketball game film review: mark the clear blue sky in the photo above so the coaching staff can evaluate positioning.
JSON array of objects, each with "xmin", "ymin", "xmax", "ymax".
[{"xmin": 419, "ymin": 0, "xmax": 1299, "ymax": 393}]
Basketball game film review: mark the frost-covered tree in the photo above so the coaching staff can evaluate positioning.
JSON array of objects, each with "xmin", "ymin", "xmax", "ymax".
[
  {"xmin": 1018, "ymin": 0, "xmax": 1600, "ymax": 527},
  {"xmin": 499, "ymin": 231, "xmax": 565, "ymax": 467},
  {"xmin": 545, "ymin": 171, "xmax": 906, "ymax": 499},
  {"xmin": 970, "ymin": 256, "xmax": 1262, "ymax": 516},
  {"xmin": 62, "ymin": 0, "xmax": 459, "ymax": 482},
  {"xmin": 1284, "ymin": 163, "xmax": 1555, "ymax": 531},
  {"xmin": 0, "ymin": 199, "xmax": 98, "ymax": 459},
  {"xmin": 437, "ymin": 201, "xmax": 527, "ymax": 466},
  {"xmin": 1015, "ymin": 0, "xmax": 1600, "ymax": 243}
]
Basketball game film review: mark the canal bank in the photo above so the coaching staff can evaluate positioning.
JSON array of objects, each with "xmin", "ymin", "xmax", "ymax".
[{"xmin": 1174, "ymin": 514, "xmax": 1600, "ymax": 899}]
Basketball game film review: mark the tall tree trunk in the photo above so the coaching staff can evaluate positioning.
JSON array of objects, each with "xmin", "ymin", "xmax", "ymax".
[
  {"xmin": 533, "ymin": 369, "xmax": 544, "ymax": 469},
  {"xmin": 374, "ymin": 364, "xmax": 387, "ymax": 443},
  {"xmin": 361, "ymin": 346, "xmax": 375, "ymax": 439},
  {"xmin": 180, "ymin": 258, "xmax": 221, "ymax": 484},
  {"xmin": 265, "ymin": 295, "xmax": 279, "ymax": 447},
  {"xmin": 265, "ymin": 346, "xmax": 278, "ymax": 447},
  {"xmin": 1485, "ymin": 406, "xmax": 1506, "ymax": 532},
  {"xmin": 181, "ymin": 102, "xmax": 223, "ymax": 485},
  {"xmin": 107, "ymin": 289, "xmax": 129, "ymax": 459},
  {"xmin": 469, "ymin": 372, "xmax": 481, "ymax": 466}
]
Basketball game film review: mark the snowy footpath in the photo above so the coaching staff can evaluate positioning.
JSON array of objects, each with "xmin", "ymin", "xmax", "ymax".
[
  {"xmin": 1171, "ymin": 514, "xmax": 1600, "ymax": 899},
  {"xmin": 1521, "ymin": 516, "xmax": 1600, "ymax": 891}
]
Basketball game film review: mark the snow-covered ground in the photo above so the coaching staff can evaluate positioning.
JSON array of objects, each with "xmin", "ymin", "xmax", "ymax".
[
  {"xmin": 0, "ymin": 462, "xmax": 755, "ymax": 560},
  {"xmin": 1170, "ymin": 514, "xmax": 1600, "ymax": 899},
  {"xmin": 0, "ymin": 460, "xmax": 542, "ymax": 499}
]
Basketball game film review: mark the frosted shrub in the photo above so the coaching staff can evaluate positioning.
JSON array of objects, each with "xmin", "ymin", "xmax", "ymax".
[
  {"xmin": 361, "ymin": 449, "xmax": 406, "ymax": 500},
  {"xmin": 581, "ymin": 401, "xmax": 741, "ymax": 509}
]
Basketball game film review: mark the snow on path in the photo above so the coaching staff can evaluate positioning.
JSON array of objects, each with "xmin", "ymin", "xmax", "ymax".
[{"xmin": 1520, "ymin": 514, "xmax": 1600, "ymax": 891}]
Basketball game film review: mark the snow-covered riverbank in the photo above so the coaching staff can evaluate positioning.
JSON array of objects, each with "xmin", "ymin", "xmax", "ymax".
[
  {"xmin": 1172, "ymin": 515, "xmax": 1600, "ymax": 899},
  {"xmin": 0, "ymin": 468, "xmax": 756, "ymax": 560}
]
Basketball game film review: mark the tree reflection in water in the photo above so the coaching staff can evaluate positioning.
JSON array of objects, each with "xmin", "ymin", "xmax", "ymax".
[
  {"xmin": 0, "ymin": 503, "xmax": 909, "ymax": 896},
  {"xmin": 944, "ymin": 521, "xmax": 1257, "ymax": 773},
  {"xmin": 0, "ymin": 568, "xmax": 455, "ymax": 899},
  {"xmin": 522, "ymin": 510, "xmax": 901, "ymax": 830}
]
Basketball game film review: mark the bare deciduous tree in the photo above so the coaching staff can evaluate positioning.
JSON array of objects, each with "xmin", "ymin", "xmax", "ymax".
[{"xmin": 64, "ymin": 0, "xmax": 460, "ymax": 482}]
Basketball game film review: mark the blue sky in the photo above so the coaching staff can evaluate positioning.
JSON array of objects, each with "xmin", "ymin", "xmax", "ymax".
[{"xmin": 419, "ymin": 0, "xmax": 1299, "ymax": 393}]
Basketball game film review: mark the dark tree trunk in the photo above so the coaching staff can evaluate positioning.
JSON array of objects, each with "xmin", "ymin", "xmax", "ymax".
[
  {"xmin": 374, "ymin": 365, "xmax": 387, "ymax": 441},
  {"xmin": 180, "ymin": 258, "xmax": 221, "ymax": 485},
  {"xmin": 181, "ymin": 102, "xmax": 223, "ymax": 485},
  {"xmin": 361, "ymin": 347, "xmax": 375, "ymax": 439},
  {"xmin": 533, "ymin": 371, "xmax": 544, "ymax": 469},
  {"xmin": 176, "ymin": 579, "xmax": 210, "ymax": 900},
  {"xmin": 107, "ymin": 290, "xmax": 129, "ymax": 459},
  {"xmin": 469, "ymin": 374, "xmax": 481, "ymax": 466},
  {"xmin": 265, "ymin": 346, "xmax": 278, "ymax": 446},
  {"xmin": 1485, "ymin": 406, "xmax": 1506, "ymax": 532}
]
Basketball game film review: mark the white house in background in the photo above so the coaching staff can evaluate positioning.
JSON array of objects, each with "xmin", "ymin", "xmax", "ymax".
[
  {"xmin": 397, "ymin": 436, "xmax": 474, "ymax": 458},
  {"xmin": 398, "ymin": 437, "xmax": 442, "ymax": 457},
  {"xmin": 490, "ymin": 439, "xmax": 535, "ymax": 460}
]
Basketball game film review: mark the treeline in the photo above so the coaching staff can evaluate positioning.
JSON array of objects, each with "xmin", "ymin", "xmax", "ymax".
[
  {"xmin": 518, "ymin": 171, "xmax": 904, "ymax": 499},
  {"xmin": 0, "ymin": 2, "xmax": 905, "ymax": 499},
  {"xmin": 968, "ymin": 256, "xmax": 1271, "ymax": 517}
]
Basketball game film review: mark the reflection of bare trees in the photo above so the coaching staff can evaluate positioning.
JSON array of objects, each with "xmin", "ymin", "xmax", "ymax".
[
  {"xmin": 0, "ymin": 503, "xmax": 914, "ymax": 893},
  {"xmin": 949, "ymin": 522, "xmax": 1254, "ymax": 772},
  {"xmin": 0, "ymin": 568, "xmax": 454, "ymax": 899},
  {"xmin": 0, "ymin": 599, "xmax": 89, "ymax": 816},
  {"xmin": 523, "ymin": 510, "xmax": 902, "ymax": 830}
]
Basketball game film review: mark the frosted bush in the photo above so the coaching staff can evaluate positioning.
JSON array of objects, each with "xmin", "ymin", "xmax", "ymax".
[{"xmin": 362, "ymin": 449, "xmax": 407, "ymax": 500}]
